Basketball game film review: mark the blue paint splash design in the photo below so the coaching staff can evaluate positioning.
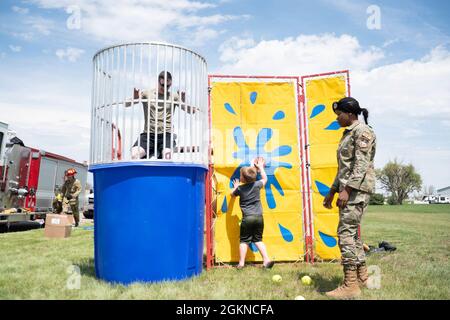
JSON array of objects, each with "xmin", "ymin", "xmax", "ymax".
[
  {"xmin": 319, "ymin": 231, "xmax": 337, "ymax": 247},
  {"xmin": 310, "ymin": 104, "xmax": 325, "ymax": 119},
  {"xmin": 278, "ymin": 224, "xmax": 294, "ymax": 242},
  {"xmin": 250, "ymin": 92, "xmax": 257, "ymax": 104},
  {"xmin": 249, "ymin": 242, "xmax": 258, "ymax": 252},
  {"xmin": 325, "ymin": 121, "xmax": 340, "ymax": 130},
  {"xmin": 272, "ymin": 110, "xmax": 285, "ymax": 120},
  {"xmin": 230, "ymin": 127, "xmax": 292, "ymax": 209},
  {"xmin": 221, "ymin": 196, "xmax": 228, "ymax": 213},
  {"xmin": 315, "ymin": 180, "xmax": 331, "ymax": 197},
  {"xmin": 224, "ymin": 103, "xmax": 236, "ymax": 115}
]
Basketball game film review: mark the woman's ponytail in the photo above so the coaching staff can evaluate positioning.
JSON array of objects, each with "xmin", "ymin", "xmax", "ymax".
[{"xmin": 361, "ymin": 108, "xmax": 369, "ymax": 124}]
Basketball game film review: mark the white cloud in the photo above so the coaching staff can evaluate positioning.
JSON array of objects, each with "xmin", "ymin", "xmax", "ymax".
[
  {"xmin": 215, "ymin": 33, "xmax": 450, "ymax": 187},
  {"xmin": 218, "ymin": 34, "xmax": 384, "ymax": 75},
  {"xmin": 12, "ymin": 6, "xmax": 30, "ymax": 14},
  {"xmin": 0, "ymin": 70, "xmax": 91, "ymax": 163},
  {"xmin": 382, "ymin": 38, "xmax": 399, "ymax": 48},
  {"xmin": 352, "ymin": 45, "xmax": 450, "ymax": 118},
  {"xmin": 8, "ymin": 45, "xmax": 22, "ymax": 52},
  {"xmin": 321, "ymin": 0, "xmax": 450, "ymax": 49},
  {"xmin": 188, "ymin": 27, "xmax": 225, "ymax": 47},
  {"xmin": 55, "ymin": 47, "xmax": 85, "ymax": 62},
  {"xmin": 23, "ymin": 16, "xmax": 54, "ymax": 35},
  {"xmin": 401, "ymin": 128, "xmax": 423, "ymax": 139},
  {"xmin": 10, "ymin": 32, "xmax": 34, "ymax": 41},
  {"xmin": 217, "ymin": 34, "xmax": 450, "ymax": 119},
  {"xmin": 28, "ymin": 0, "xmax": 246, "ymax": 45}
]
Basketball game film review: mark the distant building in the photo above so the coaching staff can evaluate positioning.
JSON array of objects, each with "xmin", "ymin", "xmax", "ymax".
[{"xmin": 437, "ymin": 186, "xmax": 450, "ymax": 197}]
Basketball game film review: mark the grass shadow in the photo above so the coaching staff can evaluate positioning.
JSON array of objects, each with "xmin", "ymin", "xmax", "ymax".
[
  {"xmin": 0, "ymin": 221, "xmax": 43, "ymax": 233},
  {"xmin": 75, "ymin": 257, "xmax": 96, "ymax": 278},
  {"xmin": 297, "ymin": 271, "xmax": 342, "ymax": 294},
  {"xmin": 225, "ymin": 196, "xmax": 240, "ymax": 261}
]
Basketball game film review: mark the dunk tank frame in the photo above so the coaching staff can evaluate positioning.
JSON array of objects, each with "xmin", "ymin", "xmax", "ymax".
[{"xmin": 205, "ymin": 70, "xmax": 351, "ymax": 269}]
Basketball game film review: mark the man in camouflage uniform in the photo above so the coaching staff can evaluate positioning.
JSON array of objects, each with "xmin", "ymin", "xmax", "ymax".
[
  {"xmin": 61, "ymin": 168, "xmax": 82, "ymax": 227},
  {"xmin": 323, "ymin": 97, "xmax": 376, "ymax": 299}
]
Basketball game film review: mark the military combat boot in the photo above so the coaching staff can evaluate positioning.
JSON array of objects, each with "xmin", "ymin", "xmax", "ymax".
[
  {"xmin": 357, "ymin": 262, "xmax": 369, "ymax": 288},
  {"xmin": 325, "ymin": 265, "xmax": 361, "ymax": 299}
]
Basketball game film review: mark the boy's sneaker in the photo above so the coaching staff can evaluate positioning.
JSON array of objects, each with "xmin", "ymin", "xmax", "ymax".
[
  {"xmin": 236, "ymin": 265, "xmax": 245, "ymax": 270},
  {"xmin": 263, "ymin": 261, "xmax": 275, "ymax": 269}
]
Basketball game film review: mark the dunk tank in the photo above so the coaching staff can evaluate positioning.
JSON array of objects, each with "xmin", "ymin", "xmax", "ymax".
[
  {"xmin": 205, "ymin": 71, "xmax": 351, "ymax": 267},
  {"xmin": 89, "ymin": 43, "xmax": 208, "ymax": 283}
]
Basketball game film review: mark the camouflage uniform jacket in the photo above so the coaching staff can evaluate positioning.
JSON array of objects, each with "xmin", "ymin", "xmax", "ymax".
[
  {"xmin": 332, "ymin": 121, "xmax": 376, "ymax": 193},
  {"xmin": 61, "ymin": 178, "xmax": 82, "ymax": 204}
]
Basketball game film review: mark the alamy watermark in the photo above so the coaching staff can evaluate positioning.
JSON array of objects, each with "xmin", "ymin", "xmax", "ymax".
[
  {"xmin": 66, "ymin": 5, "xmax": 81, "ymax": 30},
  {"xmin": 367, "ymin": 265, "xmax": 381, "ymax": 289},
  {"xmin": 366, "ymin": 5, "xmax": 381, "ymax": 30},
  {"xmin": 66, "ymin": 265, "xmax": 81, "ymax": 290}
]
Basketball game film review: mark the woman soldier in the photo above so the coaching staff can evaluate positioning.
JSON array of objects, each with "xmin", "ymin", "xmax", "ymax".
[{"xmin": 323, "ymin": 97, "xmax": 377, "ymax": 299}]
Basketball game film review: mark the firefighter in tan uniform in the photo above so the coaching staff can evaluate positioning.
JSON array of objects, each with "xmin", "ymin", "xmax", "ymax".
[
  {"xmin": 61, "ymin": 168, "xmax": 82, "ymax": 227},
  {"xmin": 323, "ymin": 97, "xmax": 376, "ymax": 299}
]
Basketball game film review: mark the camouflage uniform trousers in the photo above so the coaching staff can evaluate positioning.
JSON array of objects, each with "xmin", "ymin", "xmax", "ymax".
[
  {"xmin": 337, "ymin": 190, "xmax": 371, "ymax": 268},
  {"xmin": 62, "ymin": 199, "xmax": 80, "ymax": 225}
]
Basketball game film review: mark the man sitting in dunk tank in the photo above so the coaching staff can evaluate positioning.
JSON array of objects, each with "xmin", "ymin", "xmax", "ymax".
[{"xmin": 126, "ymin": 71, "xmax": 196, "ymax": 160}]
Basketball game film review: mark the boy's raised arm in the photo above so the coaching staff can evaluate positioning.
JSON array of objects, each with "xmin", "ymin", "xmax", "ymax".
[
  {"xmin": 230, "ymin": 178, "xmax": 240, "ymax": 197},
  {"xmin": 255, "ymin": 157, "xmax": 268, "ymax": 186}
]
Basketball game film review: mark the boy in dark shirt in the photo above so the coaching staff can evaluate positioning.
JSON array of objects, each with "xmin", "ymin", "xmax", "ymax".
[{"xmin": 231, "ymin": 157, "xmax": 274, "ymax": 269}]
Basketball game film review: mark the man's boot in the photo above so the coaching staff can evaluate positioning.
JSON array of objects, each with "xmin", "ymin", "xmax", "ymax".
[
  {"xmin": 357, "ymin": 262, "xmax": 369, "ymax": 288},
  {"xmin": 325, "ymin": 265, "xmax": 361, "ymax": 299}
]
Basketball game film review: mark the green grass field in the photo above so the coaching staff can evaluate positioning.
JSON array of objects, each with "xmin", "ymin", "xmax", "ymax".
[{"xmin": 0, "ymin": 204, "xmax": 449, "ymax": 300}]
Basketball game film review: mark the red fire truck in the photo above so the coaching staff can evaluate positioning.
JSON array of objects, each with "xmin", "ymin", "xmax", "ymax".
[{"xmin": 0, "ymin": 121, "xmax": 88, "ymax": 230}]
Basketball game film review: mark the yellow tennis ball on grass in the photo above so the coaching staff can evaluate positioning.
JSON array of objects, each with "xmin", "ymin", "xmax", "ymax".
[
  {"xmin": 295, "ymin": 295, "xmax": 306, "ymax": 300},
  {"xmin": 301, "ymin": 275, "xmax": 313, "ymax": 286},
  {"xmin": 272, "ymin": 274, "xmax": 282, "ymax": 283}
]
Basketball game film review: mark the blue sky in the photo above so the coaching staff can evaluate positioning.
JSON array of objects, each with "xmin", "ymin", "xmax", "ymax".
[{"xmin": 0, "ymin": 0, "xmax": 449, "ymax": 190}]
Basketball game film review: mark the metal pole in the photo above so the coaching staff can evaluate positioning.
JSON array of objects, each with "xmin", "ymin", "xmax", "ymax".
[
  {"xmin": 184, "ymin": 50, "xmax": 188, "ymax": 163},
  {"xmin": 121, "ymin": 46, "xmax": 127, "ymax": 161},
  {"xmin": 163, "ymin": 45, "xmax": 167, "ymax": 160},
  {"xmin": 146, "ymin": 45, "xmax": 152, "ymax": 159},
  {"xmin": 131, "ymin": 45, "xmax": 136, "ymax": 160},
  {"xmin": 154, "ymin": 45, "xmax": 159, "ymax": 159},
  {"xmin": 178, "ymin": 47, "xmax": 182, "ymax": 161},
  {"xmin": 170, "ymin": 45, "xmax": 175, "ymax": 160},
  {"xmin": 100, "ymin": 51, "xmax": 106, "ymax": 163},
  {"xmin": 115, "ymin": 47, "xmax": 121, "ymax": 161},
  {"xmin": 137, "ymin": 44, "xmax": 143, "ymax": 160}
]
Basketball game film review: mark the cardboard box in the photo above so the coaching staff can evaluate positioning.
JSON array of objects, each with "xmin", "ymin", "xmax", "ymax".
[
  {"xmin": 44, "ymin": 225, "xmax": 72, "ymax": 238},
  {"xmin": 65, "ymin": 214, "xmax": 76, "ymax": 226},
  {"xmin": 44, "ymin": 214, "xmax": 72, "ymax": 239}
]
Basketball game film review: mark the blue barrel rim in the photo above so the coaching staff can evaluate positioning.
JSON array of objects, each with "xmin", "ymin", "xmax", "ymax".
[{"xmin": 89, "ymin": 161, "xmax": 208, "ymax": 172}]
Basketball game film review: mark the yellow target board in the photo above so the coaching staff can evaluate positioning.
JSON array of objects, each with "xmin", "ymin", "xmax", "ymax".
[
  {"xmin": 208, "ymin": 72, "xmax": 349, "ymax": 263},
  {"xmin": 303, "ymin": 74, "xmax": 348, "ymax": 260},
  {"xmin": 210, "ymin": 80, "xmax": 305, "ymax": 262}
]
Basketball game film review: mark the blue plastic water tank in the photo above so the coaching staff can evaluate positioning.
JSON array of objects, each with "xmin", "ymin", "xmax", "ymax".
[{"xmin": 89, "ymin": 162, "xmax": 207, "ymax": 284}]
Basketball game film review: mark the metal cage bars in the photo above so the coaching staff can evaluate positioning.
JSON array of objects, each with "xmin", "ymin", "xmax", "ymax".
[{"xmin": 90, "ymin": 42, "xmax": 208, "ymax": 166}]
